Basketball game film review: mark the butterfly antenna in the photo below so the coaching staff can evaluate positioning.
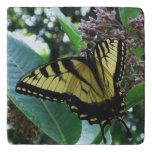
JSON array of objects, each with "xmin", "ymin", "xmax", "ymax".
[
  {"xmin": 118, "ymin": 118, "xmax": 132, "ymax": 138},
  {"xmin": 99, "ymin": 124, "xmax": 107, "ymax": 144}
]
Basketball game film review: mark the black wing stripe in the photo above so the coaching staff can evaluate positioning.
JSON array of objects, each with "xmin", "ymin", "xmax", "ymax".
[
  {"xmin": 40, "ymin": 66, "xmax": 49, "ymax": 77},
  {"xmin": 31, "ymin": 72, "xmax": 43, "ymax": 86},
  {"xmin": 95, "ymin": 45, "xmax": 106, "ymax": 82},
  {"xmin": 114, "ymin": 39, "xmax": 126, "ymax": 83},
  {"xmin": 39, "ymin": 62, "xmax": 61, "ymax": 78},
  {"xmin": 99, "ymin": 43, "xmax": 107, "ymax": 58},
  {"xmin": 61, "ymin": 59, "xmax": 92, "ymax": 89},
  {"xmin": 17, "ymin": 82, "xmax": 68, "ymax": 101},
  {"xmin": 104, "ymin": 40, "xmax": 110, "ymax": 53},
  {"xmin": 37, "ymin": 74, "xmax": 44, "ymax": 86},
  {"xmin": 51, "ymin": 61, "xmax": 61, "ymax": 75}
]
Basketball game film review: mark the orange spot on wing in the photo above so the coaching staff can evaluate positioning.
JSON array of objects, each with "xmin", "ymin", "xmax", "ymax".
[
  {"xmin": 116, "ymin": 82, "xmax": 119, "ymax": 87},
  {"xmin": 67, "ymin": 98, "xmax": 72, "ymax": 102}
]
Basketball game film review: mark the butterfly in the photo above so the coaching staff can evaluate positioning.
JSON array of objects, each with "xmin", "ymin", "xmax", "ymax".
[{"xmin": 16, "ymin": 37, "xmax": 131, "ymax": 143}]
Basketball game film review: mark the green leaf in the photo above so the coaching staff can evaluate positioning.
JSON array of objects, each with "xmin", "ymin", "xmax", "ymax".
[
  {"xmin": 125, "ymin": 82, "xmax": 145, "ymax": 110},
  {"xmin": 131, "ymin": 46, "xmax": 144, "ymax": 58},
  {"xmin": 77, "ymin": 121, "xmax": 111, "ymax": 144},
  {"xmin": 77, "ymin": 121, "xmax": 100, "ymax": 144},
  {"xmin": 100, "ymin": 130, "xmax": 112, "ymax": 145},
  {"xmin": 7, "ymin": 32, "xmax": 81, "ymax": 144},
  {"xmin": 91, "ymin": 125, "xmax": 111, "ymax": 144},
  {"xmin": 119, "ymin": 8, "xmax": 142, "ymax": 27},
  {"xmin": 51, "ymin": 7, "xmax": 87, "ymax": 54}
]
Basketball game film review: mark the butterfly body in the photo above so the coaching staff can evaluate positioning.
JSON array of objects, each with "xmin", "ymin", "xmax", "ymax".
[{"xmin": 16, "ymin": 37, "xmax": 131, "ymax": 143}]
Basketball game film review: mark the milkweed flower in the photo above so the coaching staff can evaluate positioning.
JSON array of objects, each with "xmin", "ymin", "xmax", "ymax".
[{"xmin": 78, "ymin": 7, "xmax": 144, "ymax": 91}]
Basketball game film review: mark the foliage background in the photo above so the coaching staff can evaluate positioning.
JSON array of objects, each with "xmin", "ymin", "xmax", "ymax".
[{"xmin": 7, "ymin": 7, "xmax": 144, "ymax": 144}]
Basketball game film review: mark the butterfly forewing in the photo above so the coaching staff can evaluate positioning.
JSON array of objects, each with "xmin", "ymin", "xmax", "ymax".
[
  {"xmin": 16, "ymin": 57, "xmax": 104, "ymax": 104},
  {"xmin": 93, "ymin": 37, "xmax": 126, "ymax": 94}
]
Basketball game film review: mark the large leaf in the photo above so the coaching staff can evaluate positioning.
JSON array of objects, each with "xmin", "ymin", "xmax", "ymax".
[
  {"xmin": 7, "ymin": 32, "xmax": 81, "ymax": 144},
  {"xmin": 125, "ymin": 82, "xmax": 145, "ymax": 110},
  {"xmin": 119, "ymin": 8, "xmax": 142, "ymax": 27},
  {"xmin": 51, "ymin": 7, "xmax": 87, "ymax": 54},
  {"xmin": 77, "ymin": 121, "xmax": 111, "ymax": 144},
  {"xmin": 76, "ymin": 121, "xmax": 101, "ymax": 144}
]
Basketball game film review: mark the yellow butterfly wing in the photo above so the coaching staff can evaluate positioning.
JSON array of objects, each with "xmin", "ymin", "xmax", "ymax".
[
  {"xmin": 16, "ymin": 37, "xmax": 131, "ymax": 143},
  {"xmin": 16, "ymin": 58, "xmax": 104, "ymax": 104},
  {"xmin": 92, "ymin": 37, "xmax": 126, "ymax": 98}
]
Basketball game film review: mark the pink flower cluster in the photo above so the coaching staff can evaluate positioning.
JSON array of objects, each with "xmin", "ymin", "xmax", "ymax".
[
  {"xmin": 123, "ymin": 52, "xmax": 144, "ymax": 92},
  {"xmin": 126, "ymin": 12, "xmax": 144, "ymax": 50},
  {"xmin": 78, "ymin": 7, "xmax": 118, "ymax": 56},
  {"xmin": 78, "ymin": 7, "xmax": 145, "ymax": 91},
  {"xmin": 78, "ymin": 7, "xmax": 144, "ymax": 52}
]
